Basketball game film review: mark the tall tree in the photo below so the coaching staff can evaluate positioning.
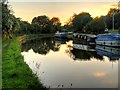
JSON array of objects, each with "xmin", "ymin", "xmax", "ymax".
[
  {"xmin": 31, "ymin": 15, "xmax": 52, "ymax": 33},
  {"xmin": 106, "ymin": 8, "xmax": 120, "ymax": 29},
  {"xmin": 2, "ymin": 0, "xmax": 20, "ymax": 39},
  {"xmin": 72, "ymin": 12, "xmax": 93, "ymax": 32},
  {"xmin": 51, "ymin": 17, "xmax": 61, "ymax": 32},
  {"xmin": 84, "ymin": 16, "xmax": 106, "ymax": 34}
]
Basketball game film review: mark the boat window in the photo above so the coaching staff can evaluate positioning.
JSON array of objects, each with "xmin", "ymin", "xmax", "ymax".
[{"xmin": 84, "ymin": 36, "xmax": 86, "ymax": 39}]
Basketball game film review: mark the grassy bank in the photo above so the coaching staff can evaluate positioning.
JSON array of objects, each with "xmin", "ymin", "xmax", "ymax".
[
  {"xmin": 2, "ymin": 37, "xmax": 46, "ymax": 89},
  {"xmin": 108, "ymin": 29, "xmax": 120, "ymax": 34}
]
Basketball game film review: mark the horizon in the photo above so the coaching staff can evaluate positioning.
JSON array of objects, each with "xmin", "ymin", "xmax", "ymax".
[{"xmin": 10, "ymin": 2, "xmax": 118, "ymax": 25}]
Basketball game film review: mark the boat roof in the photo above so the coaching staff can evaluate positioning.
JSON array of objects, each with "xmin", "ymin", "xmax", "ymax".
[
  {"xmin": 96, "ymin": 34, "xmax": 120, "ymax": 40},
  {"xmin": 78, "ymin": 34, "xmax": 96, "ymax": 37},
  {"xmin": 97, "ymin": 34, "xmax": 120, "ymax": 37},
  {"xmin": 56, "ymin": 32, "xmax": 67, "ymax": 34}
]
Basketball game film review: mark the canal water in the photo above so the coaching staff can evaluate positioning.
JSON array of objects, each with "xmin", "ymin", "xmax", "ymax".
[{"xmin": 21, "ymin": 38, "xmax": 119, "ymax": 88}]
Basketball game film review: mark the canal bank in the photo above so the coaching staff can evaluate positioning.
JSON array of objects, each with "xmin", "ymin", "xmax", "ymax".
[{"xmin": 2, "ymin": 37, "xmax": 46, "ymax": 89}]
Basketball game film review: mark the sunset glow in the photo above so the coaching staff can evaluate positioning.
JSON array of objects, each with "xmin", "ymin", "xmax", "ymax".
[{"xmin": 10, "ymin": 2, "xmax": 118, "ymax": 25}]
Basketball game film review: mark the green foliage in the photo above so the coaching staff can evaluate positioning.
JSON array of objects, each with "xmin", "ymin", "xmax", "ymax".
[
  {"xmin": 31, "ymin": 15, "xmax": 53, "ymax": 33},
  {"xmin": 51, "ymin": 17, "xmax": 61, "ymax": 32},
  {"xmin": 106, "ymin": 8, "xmax": 120, "ymax": 29},
  {"xmin": 72, "ymin": 12, "xmax": 93, "ymax": 32},
  {"xmin": 64, "ymin": 8, "xmax": 120, "ymax": 34},
  {"xmin": 2, "ymin": 1, "xmax": 20, "ymax": 39},
  {"xmin": 17, "ymin": 20, "xmax": 31, "ymax": 35},
  {"xmin": 63, "ymin": 25, "xmax": 74, "ymax": 32},
  {"xmin": 84, "ymin": 16, "xmax": 106, "ymax": 34}
]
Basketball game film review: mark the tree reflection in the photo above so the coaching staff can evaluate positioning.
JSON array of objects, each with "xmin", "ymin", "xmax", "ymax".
[{"xmin": 21, "ymin": 38, "xmax": 61, "ymax": 55}]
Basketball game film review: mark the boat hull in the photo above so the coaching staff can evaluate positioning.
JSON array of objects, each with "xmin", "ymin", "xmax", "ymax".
[
  {"xmin": 55, "ymin": 33, "xmax": 68, "ymax": 38},
  {"xmin": 73, "ymin": 34, "xmax": 96, "ymax": 45},
  {"xmin": 96, "ymin": 40, "xmax": 120, "ymax": 47},
  {"xmin": 96, "ymin": 34, "xmax": 120, "ymax": 47}
]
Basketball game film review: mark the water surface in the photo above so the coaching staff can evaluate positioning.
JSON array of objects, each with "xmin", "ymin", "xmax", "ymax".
[{"xmin": 21, "ymin": 38, "xmax": 119, "ymax": 88}]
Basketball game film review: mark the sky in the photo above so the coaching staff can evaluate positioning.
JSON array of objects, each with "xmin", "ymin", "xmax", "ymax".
[
  {"xmin": 9, "ymin": 2, "xmax": 119, "ymax": 25},
  {"xmin": 9, "ymin": 0, "xmax": 120, "ymax": 2}
]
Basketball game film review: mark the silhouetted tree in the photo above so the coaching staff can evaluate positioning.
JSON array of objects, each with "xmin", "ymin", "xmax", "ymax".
[
  {"xmin": 84, "ymin": 16, "xmax": 106, "ymax": 34},
  {"xmin": 51, "ymin": 17, "xmax": 61, "ymax": 32},
  {"xmin": 31, "ymin": 15, "xmax": 52, "ymax": 33},
  {"xmin": 72, "ymin": 12, "xmax": 93, "ymax": 32},
  {"xmin": 106, "ymin": 8, "xmax": 120, "ymax": 29}
]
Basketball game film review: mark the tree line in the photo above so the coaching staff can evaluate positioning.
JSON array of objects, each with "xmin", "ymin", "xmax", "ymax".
[
  {"xmin": 2, "ymin": 0, "xmax": 120, "ymax": 39},
  {"xmin": 2, "ymin": 1, "xmax": 61, "ymax": 39},
  {"xmin": 64, "ymin": 8, "xmax": 120, "ymax": 34}
]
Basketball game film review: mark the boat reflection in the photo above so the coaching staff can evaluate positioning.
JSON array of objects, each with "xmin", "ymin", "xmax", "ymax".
[
  {"xmin": 69, "ymin": 44, "xmax": 103, "ymax": 60},
  {"xmin": 54, "ymin": 38, "xmax": 66, "ymax": 45},
  {"xmin": 73, "ymin": 44, "xmax": 95, "ymax": 51},
  {"xmin": 96, "ymin": 45, "xmax": 120, "ymax": 60},
  {"xmin": 68, "ymin": 43, "xmax": 120, "ymax": 61}
]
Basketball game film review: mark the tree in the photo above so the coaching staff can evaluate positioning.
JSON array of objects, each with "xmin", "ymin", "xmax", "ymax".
[
  {"xmin": 51, "ymin": 17, "xmax": 61, "ymax": 32},
  {"xmin": 18, "ymin": 21, "xmax": 31, "ymax": 35},
  {"xmin": 63, "ymin": 13, "xmax": 77, "ymax": 32},
  {"xmin": 65, "ymin": 13, "xmax": 77, "ymax": 26},
  {"xmin": 106, "ymin": 8, "xmax": 120, "ymax": 29},
  {"xmin": 72, "ymin": 12, "xmax": 93, "ymax": 32},
  {"xmin": 2, "ymin": 0, "xmax": 20, "ymax": 39},
  {"xmin": 31, "ymin": 15, "xmax": 52, "ymax": 33},
  {"xmin": 84, "ymin": 16, "xmax": 106, "ymax": 34}
]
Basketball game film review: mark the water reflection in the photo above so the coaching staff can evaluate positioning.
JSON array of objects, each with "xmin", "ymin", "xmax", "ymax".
[
  {"xmin": 21, "ymin": 38, "xmax": 119, "ymax": 88},
  {"xmin": 69, "ymin": 44, "xmax": 103, "ymax": 61},
  {"xmin": 21, "ymin": 38, "xmax": 63, "ymax": 55},
  {"xmin": 69, "ymin": 44, "xmax": 120, "ymax": 61},
  {"xmin": 96, "ymin": 45, "xmax": 120, "ymax": 60}
]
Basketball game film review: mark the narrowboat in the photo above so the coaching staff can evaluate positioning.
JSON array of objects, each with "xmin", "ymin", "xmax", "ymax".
[
  {"xmin": 67, "ymin": 32, "xmax": 74, "ymax": 39},
  {"xmin": 55, "ymin": 32, "xmax": 68, "ymax": 38},
  {"xmin": 73, "ymin": 34, "xmax": 96, "ymax": 45},
  {"xmin": 95, "ymin": 34, "xmax": 120, "ymax": 47}
]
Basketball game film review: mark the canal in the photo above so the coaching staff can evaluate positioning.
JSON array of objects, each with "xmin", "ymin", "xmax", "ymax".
[{"xmin": 21, "ymin": 37, "xmax": 119, "ymax": 88}]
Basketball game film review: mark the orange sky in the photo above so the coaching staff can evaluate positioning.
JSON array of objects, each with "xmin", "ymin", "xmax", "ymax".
[{"xmin": 10, "ymin": 2, "xmax": 118, "ymax": 25}]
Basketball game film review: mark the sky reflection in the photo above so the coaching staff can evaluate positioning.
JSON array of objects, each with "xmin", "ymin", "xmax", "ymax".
[{"xmin": 21, "ymin": 43, "xmax": 118, "ymax": 88}]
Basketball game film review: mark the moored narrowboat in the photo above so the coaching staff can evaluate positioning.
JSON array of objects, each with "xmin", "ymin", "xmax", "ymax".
[
  {"xmin": 55, "ymin": 32, "xmax": 68, "ymax": 38},
  {"xmin": 96, "ymin": 34, "xmax": 120, "ymax": 47},
  {"xmin": 73, "ymin": 34, "xmax": 96, "ymax": 45}
]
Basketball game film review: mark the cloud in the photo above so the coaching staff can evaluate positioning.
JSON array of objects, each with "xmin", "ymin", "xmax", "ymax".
[{"xmin": 93, "ymin": 72, "xmax": 107, "ymax": 77}]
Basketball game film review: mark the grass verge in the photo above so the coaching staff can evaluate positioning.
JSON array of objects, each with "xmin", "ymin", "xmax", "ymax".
[
  {"xmin": 2, "ymin": 37, "xmax": 46, "ymax": 89},
  {"xmin": 108, "ymin": 29, "xmax": 120, "ymax": 34}
]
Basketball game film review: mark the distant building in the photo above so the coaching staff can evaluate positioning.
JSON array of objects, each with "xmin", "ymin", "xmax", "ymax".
[{"xmin": 118, "ymin": 1, "xmax": 120, "ymax": 9}]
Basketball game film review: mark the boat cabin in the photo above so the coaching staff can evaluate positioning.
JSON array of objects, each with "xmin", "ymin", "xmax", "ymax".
[{"xmin": 73, "ymin": 34, "xmax": 96, "ymax": 45}]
